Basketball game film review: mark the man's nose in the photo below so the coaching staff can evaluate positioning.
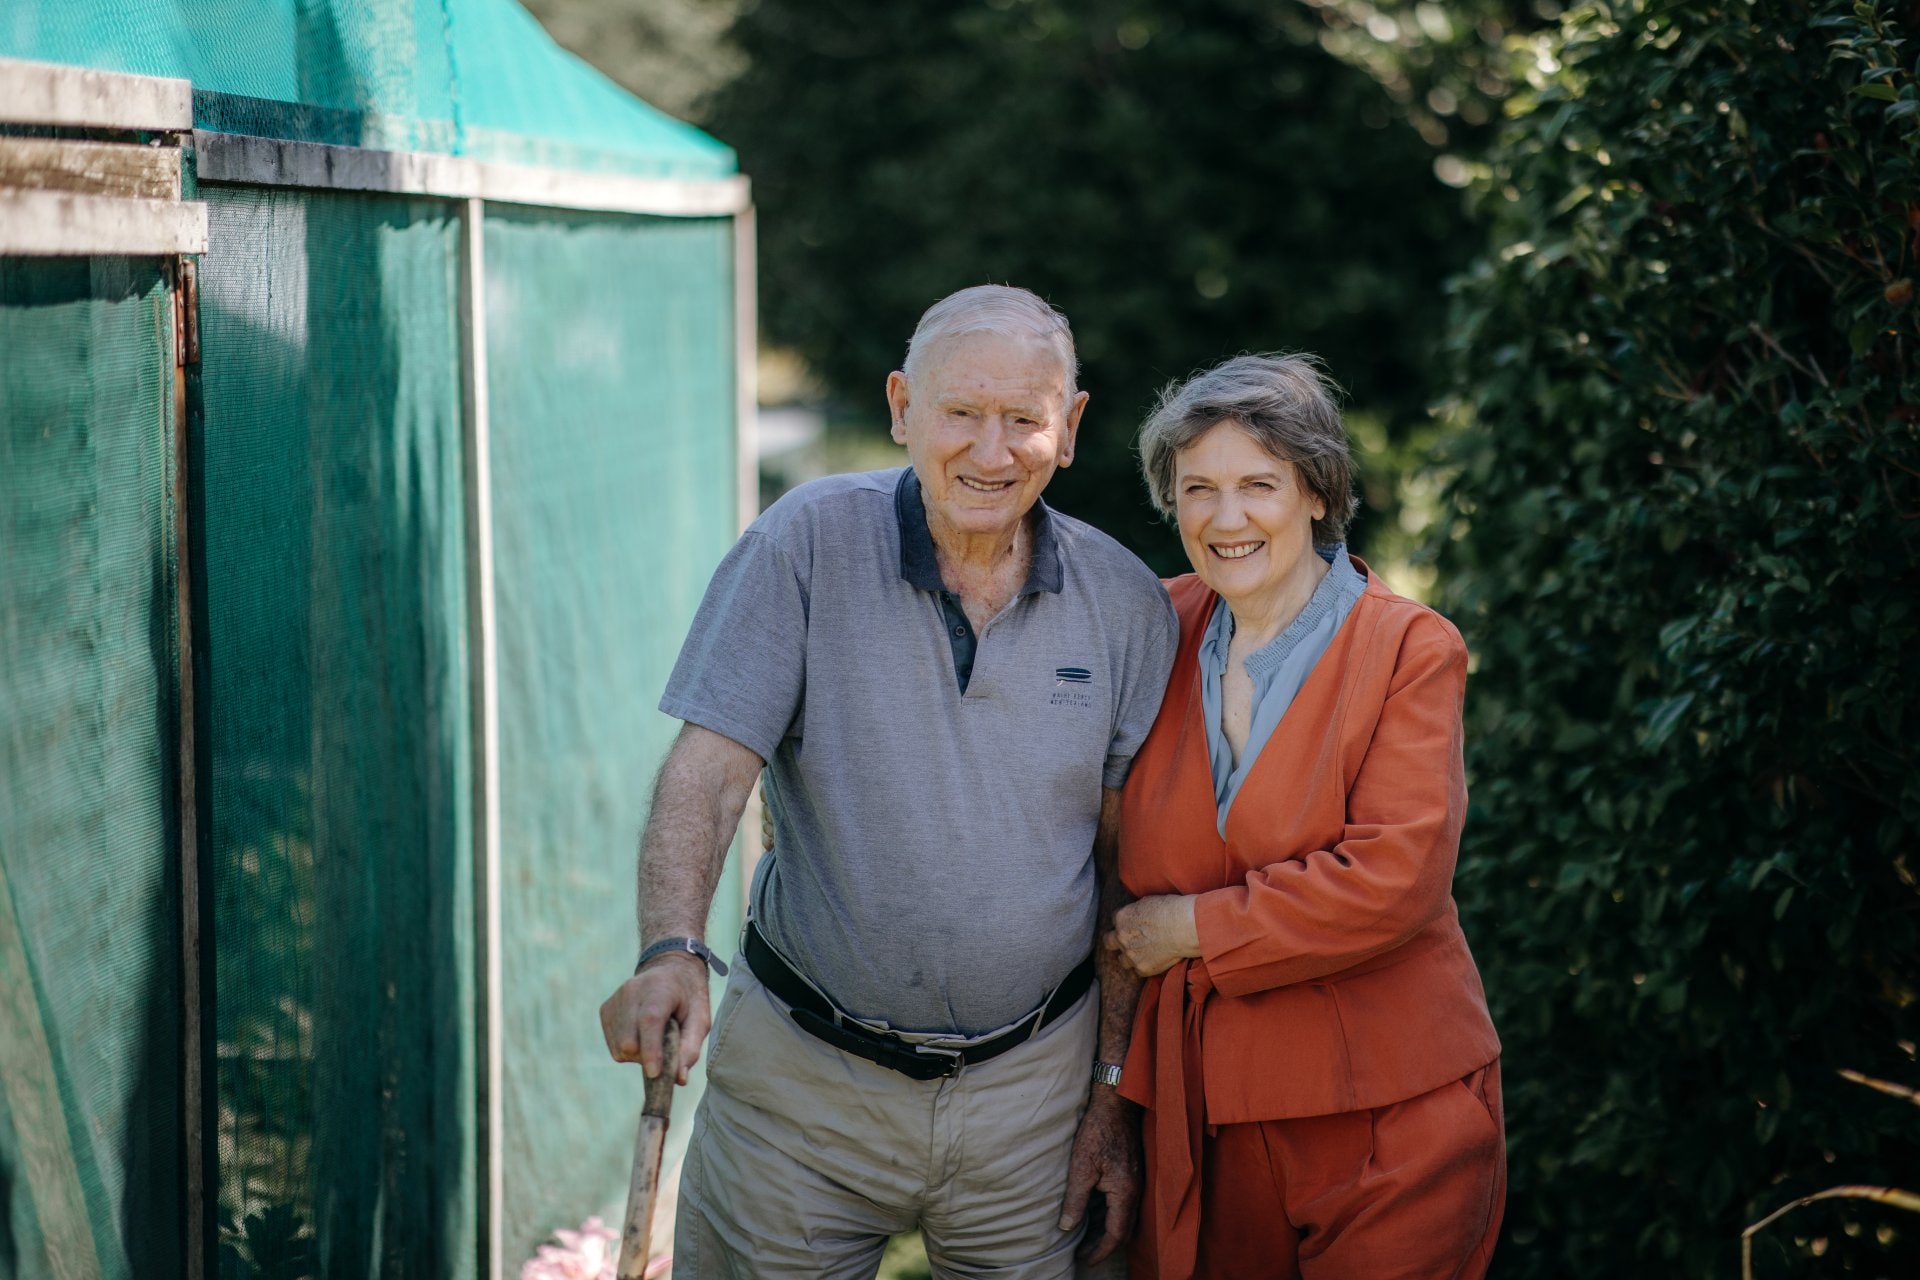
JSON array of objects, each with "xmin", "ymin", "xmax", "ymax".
[{"xmin": 969, "ymin": 417, "xmax": 1015, "ymax": 468}]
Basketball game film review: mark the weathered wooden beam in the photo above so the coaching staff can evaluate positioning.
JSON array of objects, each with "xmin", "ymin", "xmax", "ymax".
[
  {"xmin": 0, "ymin": 57, "xmax": 191, "ymax": 131},
  {"xmin": 0, "ymin": 137, "xmax": 181, "ymax": 200},
  {"xmin": 195, "ymin": 130, "xmax": 752, "ymax": 217},
  {"xmin": 0, "ymin": 189, "xmax": 207, "ymax": 255}
]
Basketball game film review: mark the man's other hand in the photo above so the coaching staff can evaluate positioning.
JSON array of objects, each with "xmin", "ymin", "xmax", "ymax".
[
  {"xmin": 1057, "ymin": 1087, "xmax": 1140, "ymax": 1265},
  {"xmin": 599, "ymin": 952, "xmax": 711, "ymax": 1086}
]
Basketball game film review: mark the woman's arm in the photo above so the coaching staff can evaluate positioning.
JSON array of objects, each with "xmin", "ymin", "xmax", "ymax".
[{"xmin": 1192, "ymin": 615, "xmax": 1469, "ymax": 996}]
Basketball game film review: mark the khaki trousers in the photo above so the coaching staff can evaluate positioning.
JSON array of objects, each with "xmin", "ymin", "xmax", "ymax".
[{"xmin": 675, "ymin": 953, "xmax": 1105, "ymax": 1279}]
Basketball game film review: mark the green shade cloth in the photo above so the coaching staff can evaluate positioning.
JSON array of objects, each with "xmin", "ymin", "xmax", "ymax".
[
  {"xmin": 1, "ymin": 0, "xmax": 735, "ymax": 179},
  {"xmin": 196, "ymin": 186, "xmax": 477, "ymax": 1278},
  {"xmin": 3, "ymin": 6, "xmax": 746, "ymax": 1269},
  {"xmin": 0, "ymin": 257, "xmax": 182, "ymax": 1280},
  {"xmin": 484, "ymin": 205, "xmax": 742, "ymax": 1258}
]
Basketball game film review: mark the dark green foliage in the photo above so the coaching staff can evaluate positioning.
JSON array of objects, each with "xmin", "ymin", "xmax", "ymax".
[
  {"xmin": 1436, "ymin": 1, "xmax": 1920, "ymax": 1274},
  {"xmin": 705, "ymin": 0, "xmax": 1485, "ymax": 570},
  {"xmin": 217, "ymin": 1204, "xmax": 314, "ymax": 1280}
]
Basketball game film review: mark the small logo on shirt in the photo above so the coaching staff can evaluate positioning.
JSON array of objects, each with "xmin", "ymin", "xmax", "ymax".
[{"xmin": 1051, "ymin": 665, "xmax": 1095, "ymax": 708}]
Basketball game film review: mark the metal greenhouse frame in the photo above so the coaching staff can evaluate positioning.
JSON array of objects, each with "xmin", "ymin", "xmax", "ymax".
[{"xmin": 1, "ymin": 18, "xmax": 753, "ymax": 1276}]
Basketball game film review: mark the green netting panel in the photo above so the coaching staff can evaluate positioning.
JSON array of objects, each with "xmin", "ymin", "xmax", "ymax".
[
  {"xmin": 483, "ymin": 206, "xmax": 740, "ymax": 1259},
  {"xmin": 2, "ymin": 0, "xmax": 735, "ymax": 180},
  {"xmin": 196, "ymin": 187, "xmax": 476, "ymax": 1279},
  {"xmin": 0, "ymin": 257, "xmax": 180, "ymax": 1280}
]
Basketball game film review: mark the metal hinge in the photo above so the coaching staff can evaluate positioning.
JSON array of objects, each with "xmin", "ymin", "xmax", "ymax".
[{"xmin": 172, "ymin": 255, "xmax": 199, "ymax": 367}]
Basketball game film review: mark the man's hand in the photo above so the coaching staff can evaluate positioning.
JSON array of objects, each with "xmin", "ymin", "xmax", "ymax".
[
  {"xmin": 1057, "ymin": 1087, "xmax": 1140, "ymax": 1265},
  {"xmin": 604, "ymin": 723, "xmax": 761, "ymax": 1085},
  {"xmin": 1108, "ymin": 893, "xmax": 1201, "ymax": 977},
  {"xmin": 599, "ymin": 953, "xmax": 711, "ymax": 1086}
]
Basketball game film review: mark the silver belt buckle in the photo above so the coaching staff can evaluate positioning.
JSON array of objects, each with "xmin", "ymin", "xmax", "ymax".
[{"xmin": 916, "ymin": 1043, "xmax": 964, "ymax": 1078}]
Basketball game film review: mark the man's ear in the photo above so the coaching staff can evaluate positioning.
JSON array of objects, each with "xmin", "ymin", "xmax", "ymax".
[
  {"xmin": 1058, "ymin": 389, "xmax": 1091, "ymax": 467},
  {"xmin": 886, "ymin": 371, "xmax": 911, "ymax": 445}
]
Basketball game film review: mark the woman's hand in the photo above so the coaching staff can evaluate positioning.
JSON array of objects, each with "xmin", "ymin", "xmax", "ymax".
[{"xmin": 1107, "ymin": 894, "xmax": 1202, "ymax": 977}]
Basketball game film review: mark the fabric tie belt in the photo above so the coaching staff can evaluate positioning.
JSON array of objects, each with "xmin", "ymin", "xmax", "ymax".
[
  {"xmin": 1142, "ymin": 956, "xmax": 1215, "ymax": 1280},
  {"xmin": 744, "ymin": 920, "xmax": 1094, "ymax": 1081}
]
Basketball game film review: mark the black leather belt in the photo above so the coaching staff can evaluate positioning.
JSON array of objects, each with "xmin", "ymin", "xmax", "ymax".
[{"xmin": 744, "ymin": 920, "xmax": 1094, "ymax": 1081}]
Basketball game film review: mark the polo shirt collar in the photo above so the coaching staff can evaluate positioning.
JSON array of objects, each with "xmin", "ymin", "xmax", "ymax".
[{"xmin": 894, "ymin": 467, "xmax": 1063, "ymax": 596}]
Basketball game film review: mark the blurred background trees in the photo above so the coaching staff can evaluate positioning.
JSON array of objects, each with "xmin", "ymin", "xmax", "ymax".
[
  {"xmin": 708, "ymin": 0, "xmax": 1560, "ymax": 574},
  {"xmin": 528, "ymin": 0, "xmax": 1920, "ymax": 1273},
  {"xmin": 702, "ymin": 0, "xmax": 1523, "ymax": 571}
]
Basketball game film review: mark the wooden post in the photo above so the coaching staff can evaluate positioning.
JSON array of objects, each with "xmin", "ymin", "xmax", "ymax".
[{"xmin": 617, "ymin": 1022, "xmax": 680, "ymax": 1280}]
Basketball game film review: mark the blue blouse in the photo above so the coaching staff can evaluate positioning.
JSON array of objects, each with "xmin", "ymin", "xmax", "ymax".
[{"xmin": 1198, "ymin": 544, "xmax": 1368, "ymax": 834}]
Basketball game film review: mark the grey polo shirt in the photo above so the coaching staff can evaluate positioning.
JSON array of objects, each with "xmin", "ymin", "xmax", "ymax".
[{"xmin": 660, "ymin": 467, "xmax": 1179, "ymax": 1035}]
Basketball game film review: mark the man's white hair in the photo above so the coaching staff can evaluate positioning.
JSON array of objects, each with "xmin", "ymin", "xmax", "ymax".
[{"xmin": 901, "ymin": 285, "xmax": 1080, "ymax": 398}]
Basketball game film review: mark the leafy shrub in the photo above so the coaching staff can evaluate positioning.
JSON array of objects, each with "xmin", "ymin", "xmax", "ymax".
[{"xmin": 1436, "ymin": 0, "xmax": 1920, "ymax": 1275}]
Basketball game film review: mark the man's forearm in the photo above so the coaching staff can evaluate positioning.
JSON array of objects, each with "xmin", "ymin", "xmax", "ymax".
[
  {"xmin": 637, "ymin": 723, "xmax": 764, "ymax": 945},
  {"xmin": 1092, "ymin": 787, "xmax": 1144, "ymax": 1067}
]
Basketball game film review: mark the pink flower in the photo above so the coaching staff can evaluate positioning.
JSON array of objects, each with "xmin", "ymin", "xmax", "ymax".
[
  {"xmin": 519, "ymin": 1217, "xmax": 618, "ymax": 1280},
  {"xmin": 518, "ymin": 1214, "xmax": 671, "ymax": 1280}
]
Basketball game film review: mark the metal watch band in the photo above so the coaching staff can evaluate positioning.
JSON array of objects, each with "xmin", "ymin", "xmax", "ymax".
[
  {"xmin": 636, "ymin": 935, "xmax": 729, "ymax": 977},
  {"xmin": 1092, "ymin": 1060, "xmax": 1124, "ymax": 1088}
]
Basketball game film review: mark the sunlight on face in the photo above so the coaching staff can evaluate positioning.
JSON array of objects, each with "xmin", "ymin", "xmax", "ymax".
[
  {"xmin": 1173, "ymin": 422, "xmax": 1326, "ymax": 611},
  {"xmin": 887, "ymin": 330, "xmax": 1086, "ymax": 542}
]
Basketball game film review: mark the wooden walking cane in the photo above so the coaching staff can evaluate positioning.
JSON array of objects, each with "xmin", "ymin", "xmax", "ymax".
[{"xmin": 617, "ymin": 1019, "xmax": 680, "ymax": 1280}]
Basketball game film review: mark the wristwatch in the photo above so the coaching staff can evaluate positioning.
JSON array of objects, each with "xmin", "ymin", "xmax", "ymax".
[
  {"xmin": 636, "ymin": 936, "xmax": 730, "ymax": 977},
  {"xmin": 1092, "ymin": 1060, "xmax": 1124, "ymax": 1088}
]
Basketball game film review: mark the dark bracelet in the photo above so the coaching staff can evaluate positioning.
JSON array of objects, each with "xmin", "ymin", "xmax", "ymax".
[{"xmin": 636, "ymin": 936, "xmax": 729, "ymax": 977}]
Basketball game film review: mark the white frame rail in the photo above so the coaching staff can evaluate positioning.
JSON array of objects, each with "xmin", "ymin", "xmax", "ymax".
[{"xmin": 0, "ymin": 57, "xmax": 208, "ymax": 254}]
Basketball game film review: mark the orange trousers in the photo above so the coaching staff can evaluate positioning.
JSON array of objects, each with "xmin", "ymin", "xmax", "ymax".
[{"xmin": 1130, "ymin": 1063, "xmax": 1506, "ymax": 1280}]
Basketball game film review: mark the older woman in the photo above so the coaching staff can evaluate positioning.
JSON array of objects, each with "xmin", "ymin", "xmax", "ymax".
[{"xmin": 1107, "ymin": 354, "xmax": 1503, "ymax": 1279}]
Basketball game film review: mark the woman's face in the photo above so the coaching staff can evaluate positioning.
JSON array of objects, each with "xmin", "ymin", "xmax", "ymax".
[{"xmin": 1173, "ymin": 422, "xmax": 1327, "ymax": 610}]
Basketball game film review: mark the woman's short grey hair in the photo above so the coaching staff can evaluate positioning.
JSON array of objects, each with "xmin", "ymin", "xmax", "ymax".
[
  {"xmin": 902, "ymin": 285, "xmax": 1080, "ymax": 400},
  {"xmin": 1137, "ymin": 353, "xmax": 1358, "ymax": 547}
]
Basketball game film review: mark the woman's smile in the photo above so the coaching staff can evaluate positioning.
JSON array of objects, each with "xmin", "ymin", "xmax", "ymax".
[{"xmin": 1174, "ymin": 422, "xmax": 1326, "ymax": 622}]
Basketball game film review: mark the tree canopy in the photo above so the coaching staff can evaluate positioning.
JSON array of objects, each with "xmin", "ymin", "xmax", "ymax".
[{"xmin": 706, "ymin": 0, "xmax": 1504, "ymax": 570}]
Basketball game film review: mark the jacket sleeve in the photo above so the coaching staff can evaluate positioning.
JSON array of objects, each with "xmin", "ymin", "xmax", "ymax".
[{"xmin": 1192, "ymin": 613, "xmax": 1469, "ymax": 997}]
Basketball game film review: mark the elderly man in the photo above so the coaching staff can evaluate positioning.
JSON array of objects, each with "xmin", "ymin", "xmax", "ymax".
[{"xmin": 599, "ymin": 285, "xmax": 1178, "ymax": 1277}]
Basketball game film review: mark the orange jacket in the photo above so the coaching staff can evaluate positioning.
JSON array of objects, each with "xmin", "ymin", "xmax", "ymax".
[{"xmin": 1118, "ymin": 566, "xmax": 1500, "ymax": 1271}]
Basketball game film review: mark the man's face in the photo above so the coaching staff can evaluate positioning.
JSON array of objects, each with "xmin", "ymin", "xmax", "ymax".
[{"xmin": 886, "ymin": 330, "xmax": 1088, "ymax": 542}]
